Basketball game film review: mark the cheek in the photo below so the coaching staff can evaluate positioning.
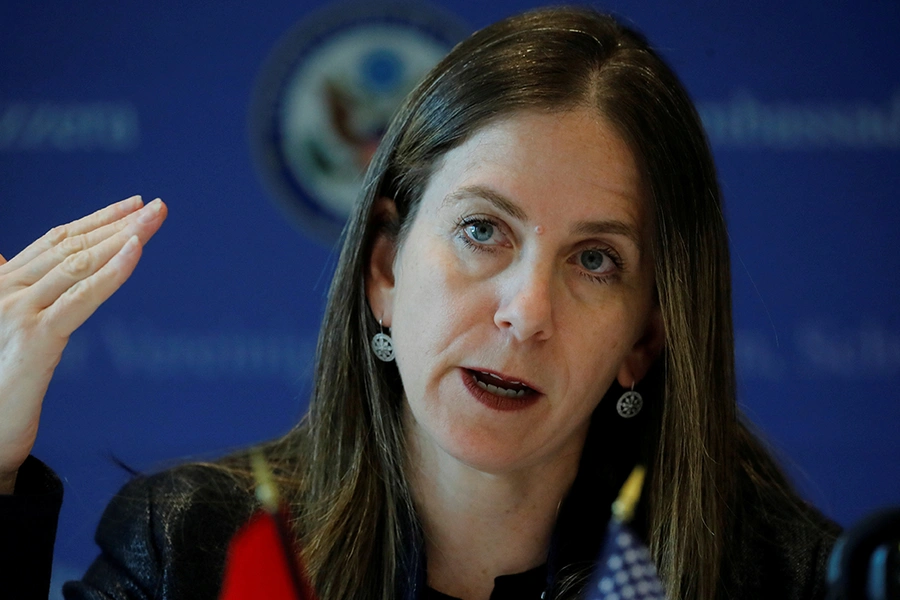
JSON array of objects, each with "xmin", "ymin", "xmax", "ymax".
[
  {"xmin": 394, "ymin": 241, "xmax": 487, "ymax": 327},
  {"xmin": 557, "ymin": 305, "xmax": 637, "ymax": 389},
  {"xmin": 391, "ymin": 248, "xmax": 459, "ymax": 359}
]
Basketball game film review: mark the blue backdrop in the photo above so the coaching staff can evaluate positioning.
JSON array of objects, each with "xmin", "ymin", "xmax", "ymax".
[{"xmin": 1, "ymin": 1, "xmax": 898, "ymax": 594}]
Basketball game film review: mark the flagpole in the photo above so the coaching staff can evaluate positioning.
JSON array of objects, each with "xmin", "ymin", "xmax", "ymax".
[
  {"xmin": 611, "ymin": 465, "xmax": 645, "ymax": 524},
  {"xmin": 251, "ymin": 452, "xmax": 317, "ymax": 600}
]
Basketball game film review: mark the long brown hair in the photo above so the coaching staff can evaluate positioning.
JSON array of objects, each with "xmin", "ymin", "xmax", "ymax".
[{"xmin": 256, "ymin": 7, "xmax": 796, "ymax": 599}]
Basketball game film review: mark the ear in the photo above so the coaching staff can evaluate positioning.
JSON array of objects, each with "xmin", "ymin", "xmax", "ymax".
[
  {"xmin": 365, "ymin": 197, "xmax": 400, "ymax": 327},
  {"xmin": 617, "ymin": 305, "xmax": 665, "ymax": 388}
]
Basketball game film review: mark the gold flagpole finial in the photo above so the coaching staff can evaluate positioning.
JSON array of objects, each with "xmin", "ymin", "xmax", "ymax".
[
  {"xmin": 250, "ymin": 450, "xmax": 280, "ymax": 513},
  {"xmin": 611, "ymin": 465, "xmax": 646, "ymax": 524}
]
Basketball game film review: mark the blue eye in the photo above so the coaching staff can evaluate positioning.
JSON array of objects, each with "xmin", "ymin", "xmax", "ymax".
[
  {"xmin": 466, "ymin": 221, "xmax": 494, "ymax": 243},
  {"xmin": 580, "ymin": 249, "xmax": 609, "ymax": 272}
]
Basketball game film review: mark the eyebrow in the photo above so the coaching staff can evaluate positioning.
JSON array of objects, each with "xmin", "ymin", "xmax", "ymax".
[
  {"xmin": 442, "ymin": 185, "xmax": 527, "ymax": 221},
  {"xmin": 442, "ymin": 184, "xmax": 643, "ymax": 252},
  {"xmin": 572, "ymin": 220, "xmax": 643, "ymax": 252}
]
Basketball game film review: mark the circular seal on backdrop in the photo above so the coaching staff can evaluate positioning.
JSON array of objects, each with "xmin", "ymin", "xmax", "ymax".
[{"xmin": 250, "ymin": 1, "xmax": 468, "ymax": 244}]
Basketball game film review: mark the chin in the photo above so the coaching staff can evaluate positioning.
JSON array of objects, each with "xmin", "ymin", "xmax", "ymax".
[{"xmin": 435, "ymin": 421, "xmax": 552, "ymax": 475}]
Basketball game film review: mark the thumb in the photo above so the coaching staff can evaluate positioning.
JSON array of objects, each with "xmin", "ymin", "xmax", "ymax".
[{"xmin": 0, "ymin": 253, "xmax": 6, "ymax": 266}]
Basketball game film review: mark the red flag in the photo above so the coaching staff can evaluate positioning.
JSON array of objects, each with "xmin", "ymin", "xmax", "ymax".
[{"xmin": 219, "ymin": 508, "xmax": 317, "ymax": 600}]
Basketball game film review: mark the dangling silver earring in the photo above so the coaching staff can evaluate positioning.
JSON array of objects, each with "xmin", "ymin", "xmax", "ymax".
[
  {"xmin": 616, "ymin": 383, "xmax": 643, "ymax": 418},
  {"xmin": 371, "ymin": 319, "xmax": 395, "ymax": 362}
]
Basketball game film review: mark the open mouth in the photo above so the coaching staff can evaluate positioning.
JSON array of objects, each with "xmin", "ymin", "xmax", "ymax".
[{"xmin": 466, "ymin": 369, "xmax": 537, "ymax": 398}]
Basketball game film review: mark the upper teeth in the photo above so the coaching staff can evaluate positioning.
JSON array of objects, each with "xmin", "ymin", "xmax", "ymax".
[
  {"xmin": 483, "ymin": 371, "xmax": 522, "ymax": 385},
  {"xmin": 475, "ymin": 374, "xmax": 526, "ymax": 398}
]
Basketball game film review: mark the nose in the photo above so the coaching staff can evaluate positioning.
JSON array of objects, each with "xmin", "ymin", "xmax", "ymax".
[{"xmin": 493, "ymin": 259, "xmax": 555, "ymax": 342}]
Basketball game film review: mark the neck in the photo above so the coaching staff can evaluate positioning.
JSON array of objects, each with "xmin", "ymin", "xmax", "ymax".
[{"xmin": 406, "ymin": 423, "xmax": 586, "ymax": 600}]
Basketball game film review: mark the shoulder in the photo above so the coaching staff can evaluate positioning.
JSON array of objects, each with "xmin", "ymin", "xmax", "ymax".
[
  {"xmin": 64, "ymin": 459, "xmax": 259, "ymax": 599},
  {"xmin": 98, "ymin": 460, "xmax": 259, "ymax": 548},
  {"xmin": 726, "ymin": 456, "xmax": 841, "ymax": 600}
]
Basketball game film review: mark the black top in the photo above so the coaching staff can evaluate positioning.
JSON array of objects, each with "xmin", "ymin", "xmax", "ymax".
[
  {"xmin": 1, "ymin": 454, "xmax": 840, "ymax": 600},
  {"xmin": 423, "ymin": 565, "xmax": 548, "ymax": 600}
]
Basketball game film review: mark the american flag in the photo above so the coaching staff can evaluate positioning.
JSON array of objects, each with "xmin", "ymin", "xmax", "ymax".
[
  {"xmin": 583, "ymin": 520, "xmax": 666, "ymax": 600},
  {"xmin": 583, "ymin": 466, "xmax": 667, "ymax": 600}
]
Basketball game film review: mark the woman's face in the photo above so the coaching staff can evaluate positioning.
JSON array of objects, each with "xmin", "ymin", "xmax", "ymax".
[{"xmin": 368, "ymin": 108, "xmax": 663, "ymax": 475}]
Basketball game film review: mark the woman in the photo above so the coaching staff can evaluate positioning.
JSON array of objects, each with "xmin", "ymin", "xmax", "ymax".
[{"xmin": 1, "ymin": 6, "xmax": 838, "ymax": 600}]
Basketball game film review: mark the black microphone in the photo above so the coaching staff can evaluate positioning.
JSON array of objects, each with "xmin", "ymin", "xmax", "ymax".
[{"xmin": 826, "ymin": 507, "xmax": 900, "ymax": 599}]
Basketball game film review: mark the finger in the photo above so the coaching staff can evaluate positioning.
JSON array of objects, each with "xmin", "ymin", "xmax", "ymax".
[
  {"xmin": 0, "ymin": 195, "xmax": 143, "ymax": 275},
  {"xmin": 6, "ymin": 199, "xmax": 165, "ymax": 287},
  {"xmin": 41, "ymin": 235, "xmax": 143, "ymax": 337},
  {"xmin": 27, "ymin": 201, "xmax": 166, "ymax": 309},
  {"xmin": 0, "ymin": 253, "xmax": 5, "ymax": 266}
]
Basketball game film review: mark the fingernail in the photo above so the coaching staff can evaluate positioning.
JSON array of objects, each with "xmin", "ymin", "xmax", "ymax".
[
  {"xmin": 121, "ymin": 235, "xmax": 140, "ymax": 255},
  {"xmin": 137, "ymin": 199, "xmax": 162, "ymax": 223},
  {"xmin": 121, "ymin": 195, "xmax": 142, "ymax": 210}
]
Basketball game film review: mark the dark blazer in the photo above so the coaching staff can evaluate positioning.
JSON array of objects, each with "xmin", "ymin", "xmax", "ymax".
[
  {"xmin": 1, "ymin": 456, "xmax": 63, "ymax": 600},
  {"xmin": 2, "ymin": 454, "xmax": 840, "ymax": 600}
]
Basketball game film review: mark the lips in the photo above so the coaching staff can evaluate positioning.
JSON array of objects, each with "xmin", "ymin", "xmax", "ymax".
[
  {"xmin": 465, "ymin": 368, "xmax": 541, "ymax": 397},
  {"xmin": 460, "ymin": 368, "xmax": 541, "ymax": 412}
]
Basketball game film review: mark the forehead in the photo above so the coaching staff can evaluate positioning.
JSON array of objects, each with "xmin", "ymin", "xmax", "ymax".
[{"xmin": 424, "ymin": 108, "xmax": 647, "ymax": 229}]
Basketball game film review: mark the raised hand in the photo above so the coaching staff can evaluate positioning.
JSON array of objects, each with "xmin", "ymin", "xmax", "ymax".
[{"xmin": 0, "ymin": 196, "xmax": 167, "ymax": 493}]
